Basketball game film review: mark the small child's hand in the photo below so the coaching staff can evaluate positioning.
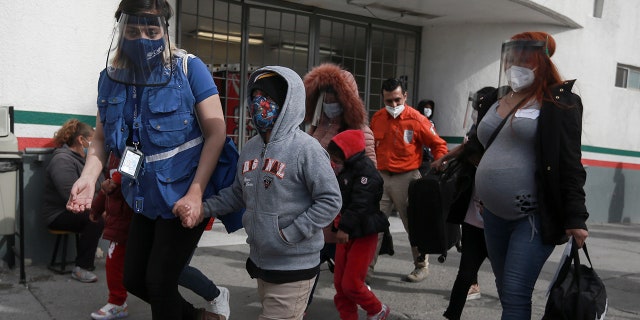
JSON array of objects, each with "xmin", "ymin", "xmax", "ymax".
[
  {"xmin": 100, "ymin": 179, "xmax": 117, "ymax": 194},
  {"xmin": 89, "ymin": 210, "xmax": 104, "ymax": 223},
  {"xmin": 173, "ymin": 203, "xmax": 204, "ymax": 228},
  {"xmin": 336, "ymin": 230, "xmax": 349, "ymax": 244}
]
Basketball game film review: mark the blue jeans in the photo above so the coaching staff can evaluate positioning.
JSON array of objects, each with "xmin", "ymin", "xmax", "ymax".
[
  {"xmin": 179, "ymin": 253, "xmax": 220, "ymax": 302},
  {"xmin": 483, "ymin": 209, "xmax": 554, "ymax": 320}
]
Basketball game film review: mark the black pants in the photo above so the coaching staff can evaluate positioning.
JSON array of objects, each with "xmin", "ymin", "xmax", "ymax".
[
  {"xmin": 123, "ymin": 213, "xmax": 207, "ymax": 320},
  {"xmin": 48, "ymin": 210, "xmax": 104, "ymax": 269},
  {"xmin": 307, "ymin": 242, "xmax": 336, "ymax": 307},
  {"xmin": 443, "ymin": 223, "xmax": 488, "ymax": 320}
]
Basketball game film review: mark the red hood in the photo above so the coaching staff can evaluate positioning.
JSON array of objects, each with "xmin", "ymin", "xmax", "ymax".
[{"xmin": 331, "ymin": 129, "xmax": 365, "ymax": 160}]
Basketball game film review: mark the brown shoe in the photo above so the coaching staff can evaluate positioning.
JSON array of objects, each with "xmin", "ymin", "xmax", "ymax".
[{"xmin": 405, "ymin": 267, "xmax": 429, "ymax": 282}]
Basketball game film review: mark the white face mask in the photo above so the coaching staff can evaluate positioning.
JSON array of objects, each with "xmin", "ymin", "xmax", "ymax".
[
  {"xmin": 506, "ymin": 65, "xmax": 535, "ymax": 92},
  {"xmin": 385, "ymin": 105, "xmax": 405, "ymax": 118},
  {"xmin": 322, "ymin": 102, "xmax": 343, "ymax": 118},
  {"xmin": 423, "ymin": 108, "xmax": 433, "ymax": 119}
]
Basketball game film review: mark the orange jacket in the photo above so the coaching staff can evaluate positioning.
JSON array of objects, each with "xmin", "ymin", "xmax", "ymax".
[{"xmin": 370, "ymin": 106, "xmax": 448, "ymax": 172}]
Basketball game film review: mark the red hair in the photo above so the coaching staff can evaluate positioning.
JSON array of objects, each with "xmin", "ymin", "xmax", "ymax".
[{"xmin": 510, "ymin": 31, "xmax": 563, "ymax": 104}]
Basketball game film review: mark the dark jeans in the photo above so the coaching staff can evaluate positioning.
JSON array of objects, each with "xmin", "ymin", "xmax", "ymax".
[
  {"xmin": 123, "ymin": 213, "xmax": 207, "ymax": 320},
  {"xmin": 179, "ymin": 254, "xmax": 220, "ymax": 302},
  {"xmin": 443, "ymin": 223, "xmax": 488, "ymax": 320},
  {"xmin": 307, "ymin": 242, "xmax": 336, "ymax": 307},
  {"xmin": 48, "ymin": 210, "xmax": 104, "ymax": 269}
]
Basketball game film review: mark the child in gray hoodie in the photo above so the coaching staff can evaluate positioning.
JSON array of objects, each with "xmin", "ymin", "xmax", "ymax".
[{"xmin": 175, "ymin": 66, "xmax": 342, "ymax": 320}]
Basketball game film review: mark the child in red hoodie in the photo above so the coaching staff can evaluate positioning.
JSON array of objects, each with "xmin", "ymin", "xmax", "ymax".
[
  {"xmin": 89, "ymin": 154, "xmax": 132, "ymax": 319},
  {"xmin": 326, "ymin": 130, "xmax": 391, "ymax": 320}
]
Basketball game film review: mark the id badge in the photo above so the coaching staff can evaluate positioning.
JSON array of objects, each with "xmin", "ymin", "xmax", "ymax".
[{"xmin": 118, "ymin": 147, "xmax": 144, "ymax": 180}]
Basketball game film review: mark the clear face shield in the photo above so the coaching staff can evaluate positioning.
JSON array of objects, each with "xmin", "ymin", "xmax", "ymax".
[
  {"xmin": 106, "ymin": 13, "xmax": 173, "ymax": 86},
  {"xmin": 462, "ymin": 91, "xmax": 477, "ymax": 133},
  {"xmin": 497, "ymin": 40, "xmax": 547, "ymax": 98}
]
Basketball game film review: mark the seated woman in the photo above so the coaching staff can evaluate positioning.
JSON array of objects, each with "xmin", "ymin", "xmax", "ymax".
[{"xmin": 42, "ymin": 118, "xmax": 104, "ymax": 283}]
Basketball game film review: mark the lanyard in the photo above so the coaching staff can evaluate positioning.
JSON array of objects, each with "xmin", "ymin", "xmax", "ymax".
[{"xmin": 131, "ymin": 86, "xmax": 142, "ymax": 150}]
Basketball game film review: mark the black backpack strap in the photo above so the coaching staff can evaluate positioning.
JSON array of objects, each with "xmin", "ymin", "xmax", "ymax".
[{"xmin": 484, "ymin": 97, "xmax": 527, "ymax": 150}]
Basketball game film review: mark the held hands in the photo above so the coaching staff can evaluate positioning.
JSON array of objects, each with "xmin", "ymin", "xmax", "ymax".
[
  {"xmin": 336, "ymin": 230, "xmax": 349, "ymax": 244},
  {"xmin": 566, "ymin": 228, "xmax": 589, "ymax": 248},
  {"xmin": 173, "ymin": 196, "xmax": 204, "ymax": 228},
  {"xmin": 66, "ymin": 176, "xmax": 97, "ymax": 213}
]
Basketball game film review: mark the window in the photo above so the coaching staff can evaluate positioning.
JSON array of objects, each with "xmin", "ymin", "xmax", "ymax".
[
  {"xmin": 178, "ymin": 0, "xmax": 420, "ymax": 146},
  {"xmin": 615, "ymin": 64, "xmax": 640, "ymax": 90}
]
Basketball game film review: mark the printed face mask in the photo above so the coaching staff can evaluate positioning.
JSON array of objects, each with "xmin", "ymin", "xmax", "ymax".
[
  {"xmin": 506, "ymin": 65, "xmax": 535, "ymax": 92},
  {"xmin": 121, "ymin": 38, "xmax": 165, "ymax": 67},
  {"xmin": 250, "ymin": 94, "xmax": 280, "ymax": 135},
  {"xmin": 385, "ymin": 105, "xmax": 405, "ymax": 119},
  {"xmin": 322, "ymin": 102, "xmax": 343, "ymax": 118}
]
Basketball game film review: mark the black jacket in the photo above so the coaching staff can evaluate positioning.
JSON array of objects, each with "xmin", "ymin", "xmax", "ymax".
[
  {"xmin": 449, "ymin": 80, "xmax": 588, "ymax": 245},
  {"xmin": 535, "ymin": 80, "xmax": 589, "ymax": 245},
  {"xmin": 336, "ymin": 151, "xmax": 389, "ymax": 238}
]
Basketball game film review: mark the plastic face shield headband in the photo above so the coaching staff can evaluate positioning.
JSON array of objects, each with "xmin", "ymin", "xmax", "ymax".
[
  {"xmin": 463, "ymin": 91, "xmax": 477, "ymax": 132},
  {"xmin": 497, "ymin": 40, "xmax": 546, "ymax": 98},
  {"xmin": 106, "ymin": 13, "xmax": 173, "ymax": 86}
]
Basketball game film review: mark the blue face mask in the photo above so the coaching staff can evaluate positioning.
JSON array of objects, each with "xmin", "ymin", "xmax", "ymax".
[
  {"xmin": 81, "ymin": 137, "xmax": 90, "ymax": 157},
  {"xmin": 250, "ymin": 95, "xmax": 280, "ymax": 135},
  {"xmin": 121, "ymin": 38, "xmax": 165, "ymax": 67}
]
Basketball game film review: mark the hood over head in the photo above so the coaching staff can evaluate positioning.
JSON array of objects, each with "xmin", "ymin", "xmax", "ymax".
[
  {"xmin": 303, "ymin": 63, "xmax": 367, "ymax": 128},
  {"xmin": 247, "ymin": 66, "xmax": 305, "ymax": 142},
  {"xmin": 248, "ymin": 71, "xmax": 288, "ymax": 108},
  {"xmin": 330, "ymin": 129, "xmax": 365, "ymax": 160}
]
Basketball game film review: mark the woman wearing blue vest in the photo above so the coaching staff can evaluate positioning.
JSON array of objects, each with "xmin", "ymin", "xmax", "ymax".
[{"xmin": 67, "ymin": 0, "xmax": 228, "ymax": 319}]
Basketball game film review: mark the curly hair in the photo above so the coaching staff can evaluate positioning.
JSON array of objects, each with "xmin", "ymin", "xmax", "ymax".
[{"xmin": 52, "ymin": 119, "xmax": 93, "ymax": 147}]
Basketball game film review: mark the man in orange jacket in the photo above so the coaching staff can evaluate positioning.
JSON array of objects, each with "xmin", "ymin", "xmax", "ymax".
[{"xmin": 370, "ymin": 78, "xmax": 448, "ymax": 283}]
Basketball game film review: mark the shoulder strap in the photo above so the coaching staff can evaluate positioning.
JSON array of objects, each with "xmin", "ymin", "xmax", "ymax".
[
  {"xmin": 180, "ymin": 53, "xmax": 201, "ymax": 132},
  {"xmin": 181, "ymin": 53, "xmax": 196, "ymax": 76},
  {"xmin": 484, "ymin": 97, "xmax": 527, "ymax": 150}
]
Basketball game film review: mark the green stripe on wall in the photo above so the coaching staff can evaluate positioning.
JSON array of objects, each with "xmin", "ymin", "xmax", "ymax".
[
  {"xmin": 14, "ymin": 110, "xmax": 96, "ymax": 126},
  {"xmin": 442, "ymin": 136, "xmax": 464, "ymax": 144},
  {"xmin": 582, "ymin": 145, "xmax": 640, "ymax": 158}
]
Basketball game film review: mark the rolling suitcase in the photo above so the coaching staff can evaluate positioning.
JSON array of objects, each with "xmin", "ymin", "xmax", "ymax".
[{"xmin": 407, "ymin": 166, "xmax": 461, "ymax": 263}]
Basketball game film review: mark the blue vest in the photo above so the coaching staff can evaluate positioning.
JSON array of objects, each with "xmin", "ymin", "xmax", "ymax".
[{"xmin": 97, "ymin": 58, "xmax": 221, "ymax": 219}]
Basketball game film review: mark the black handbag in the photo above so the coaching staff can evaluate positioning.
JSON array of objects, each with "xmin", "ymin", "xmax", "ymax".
[{"xmin": 543, "ymin": 238, "xmax": 608, "ymax": 320}]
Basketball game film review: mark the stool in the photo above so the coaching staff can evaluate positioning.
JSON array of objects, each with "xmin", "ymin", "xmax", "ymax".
[{"xmin": 47, "ymin": 229, "xmax": 79, "ymax": 274}]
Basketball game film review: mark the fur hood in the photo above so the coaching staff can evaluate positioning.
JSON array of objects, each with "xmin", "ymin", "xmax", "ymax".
[{"xmin": 303, "ymin": 63, "xmax": 367, "ymax": 128}]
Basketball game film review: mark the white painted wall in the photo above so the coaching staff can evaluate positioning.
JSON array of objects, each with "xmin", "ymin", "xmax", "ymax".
[
  {"xmin": 0, "ymin": 1, "xmax": 120, "ymax": 116},
  {"xmin": 418, "ymin": 0, "xmax": 640, "ymax": 153}
]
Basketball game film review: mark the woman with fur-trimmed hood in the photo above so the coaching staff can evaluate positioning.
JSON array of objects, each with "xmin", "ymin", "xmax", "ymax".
[{"xmin": 303, "ymin": 63, "xmax": 377, "ymax": 166}]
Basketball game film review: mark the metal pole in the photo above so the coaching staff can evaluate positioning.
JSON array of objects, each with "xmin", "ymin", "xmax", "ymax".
[{"xmin": 18, "ymin": 159, "xmax": 25, "ymax": 285}]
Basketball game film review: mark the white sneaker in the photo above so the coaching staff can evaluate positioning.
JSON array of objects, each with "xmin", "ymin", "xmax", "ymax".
[
  {"xmin": 209, "ymin": 286, "xmax": 230, "ymax": 319},
  {"xmin": 367, "ymin": 304, "xmax": 390, "ymax": 320},
  {"xmin": 71, "ymin": 266, "xmax": 97, "ymax": 283},
  {"xmin": 90, "ymin": 302, "xmax": 128, "ymax": 319},
  {"xmin": 466, "ymin": 283, "xmax": 481, "ymax": 301}
]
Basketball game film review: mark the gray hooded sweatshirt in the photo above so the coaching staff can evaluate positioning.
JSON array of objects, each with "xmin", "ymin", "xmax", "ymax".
[{"xmin": 203, "ymin": 66, "xmax": 342, "ymax": 275}]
